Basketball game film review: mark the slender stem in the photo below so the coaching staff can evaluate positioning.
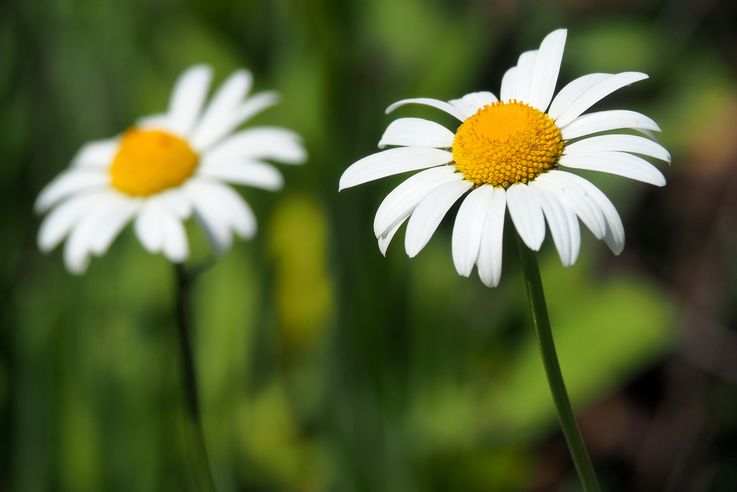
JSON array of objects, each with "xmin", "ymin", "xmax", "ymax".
[
  {"xmin": 174, "ymin": 264, "xmax": 217, "ymax": 492},
  {"xmin": 515, "ymin": 235, "xmax": 602, "ymax": 492}
]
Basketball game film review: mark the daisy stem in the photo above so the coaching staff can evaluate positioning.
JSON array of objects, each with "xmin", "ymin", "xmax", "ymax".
[
  {"xmin": 515, "ymin": 236, "xmax": 602, "ymax": 492},
  {"xmin": 174, "ymin": 264, "xmax": 217, "ymax": 492}
]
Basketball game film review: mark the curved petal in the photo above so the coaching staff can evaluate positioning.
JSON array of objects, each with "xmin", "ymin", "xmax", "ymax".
[
  {"xmin": 564, "ymin": 134, "xmax": 671, "ymax": 163},
  {"xmin": 547, "ymin": 73, "xmax": 610, "ymax": 120},
  {"xmin": 184, "ymin": 180, "xmax": 256, "ymax": 254},
  {"xmin": 71, "ymin": 139, "xmax": 119, "ymax": 169},
  {"xmin": 528, "ymin": 29, "xmax": 567, "ymax": 111},
  {"xmin": 190, "ymin": 69, "xmax": 253, "ymax": 149},
  {"xmin": 373, "ymin": 165, "xmax": 461, "ymax": 238},
  {"xmin": 385, "ymin": 98, "xmax": 467, "ymax": 121},
  {"xmin": 37, "ymin": 191, "xmax": 110, "ymax": 252},
  {"xmin": 404, "ymin": 180, "xmax": 472, "ymax": 258},
  {"xmin": 559, "ymin": 151, "xmax": 666, "ymax": 186},
  {"xmin": 554, "ymin": 72, "xmax": 649, "ymax": 127},
  {"xmin": 506, "ymin": 183, "xmax": 545, "ymax": 251},
  {"xmin": 89, "ymin": 197, "xmax": 140, "ymax": 255},
  {"xmin": 134, "ymin": 202, "xmax": 167, "ymax": 253},
  {"xmin": 378, "ymin": 217, "xmax": 406, "ymax": 256},
  {"xmin": 500, "ymin": 67, "xmax": 518, "ymax": 102},
  {"xmin": 227, "ymin": 91, "xmax": 280, "ymax": 130},
  {"xmin": 62, "ymin": 194, "xmax": 122, "ymax": 273},
  {"xmin": 511, "ymin": 50, "xmax": 538, "ymax": 104},
  {"xmin": 200, "ymin": 160, "xmax": 284, "ymax": 191},
  {"xmin": 561, "ymin": 110, "xmax": 661, "ymax": 140},
  {"xmin": 35, "ymin": 170, "xmax": 108, "ymax": 213},
  {"xmin": 339, "ymin": 147, "xmax": 452, "ymax": 191},
  {"xmin": 452, "ymin": 185, "xmax": 495, "ymax": 277},
  {"xmin": 448, "ymin": 92, "xmax": 498, "ymax": 119},
  {"xmin": 205, "ymin": 126, "xmax": 306, "ymax": 165},
  {"xmin": 166, "ymin": 64, "xmax": 214, "ymax": 136},
  {"xmin": 160, "ymin": 212, "xmax": 189, "ymax": 262},
  {"xmin": 532, "ymin": 182, "xmax": 580, "ymax": 266},
  {"xmin": 378, "ymin": 118, "xmax": 455, "ymax": 149},
  {"xmin": 154, "ymin": 188, "xmax": 192, "ymax": 219},
  {"xmin": 477, "ymin": 187, "xmax": 506, "ymax": 288},
  {"xmin": 183, "ymin": 183, "xmax": 231, "ymax": 254},
  {"xmin": 537, "ymin": 171, "xmax": 606, "ymax": 240},
  {"xmin": 554, "ymin": 171, "xmax": 625, "ymax": 254}
]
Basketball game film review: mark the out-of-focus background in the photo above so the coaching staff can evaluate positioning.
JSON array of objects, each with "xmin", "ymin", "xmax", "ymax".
[{"xmin": 2, "ymin": 0, "xmax": 736, "ymax": 490}]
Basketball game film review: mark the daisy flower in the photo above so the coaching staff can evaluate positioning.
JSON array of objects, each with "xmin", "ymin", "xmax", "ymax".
[
  {"xmin": 339, "ymin": 28, "xmax": 669, "ymax": 287},
  {"xmin": 36, "ymin": 64, "xmax": 306, "ymax": 273}
]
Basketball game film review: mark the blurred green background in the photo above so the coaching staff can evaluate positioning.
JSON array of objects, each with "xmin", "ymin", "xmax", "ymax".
[{"xmin": 2, "ymin": 0, "xmax": 737, "ymax": 490}]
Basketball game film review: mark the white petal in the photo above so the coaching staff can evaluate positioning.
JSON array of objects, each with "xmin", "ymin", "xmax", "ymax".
[
  {"xmin": 373, "ymin": 165, "xmax": 461, "ymax": 238},
  {"xmin": 200, "ymin": 160, "xmax": 284, "ymax": 191},
  {"xmin": 500, "ymin": 67, "xmax": 518, "ymax": 102},
  {"xmin": 339, "ymin": 147, "xmax": 452, "ymax": 191},
  {"xmin": 378, "ymin": 118, "xmax": 455, "ymax": 149},
  {"xmin": 378, "ymin": 218, "xmax": 406, "ymax": 256},
  {"xmin": 554, "ymin": 72, "xmax": 649, "ymax": 127},
  {"xmin": 452, "ymin": 186, "xmax": 495, "ymax": 277},
  {"xmin": 506, "ymin": 183, "xmax": 546, "ymax": 251},
  {"xmin": 190, "ymin": 69, "xmax": 253, "ymax": 149},
  {"xmin": 205, "ymin": 126, "xmax": 306, "ymax": 165},
  {"xmin": 37, "ymin": 191, "xmax": 109, "ymax": 252},
  {"xmin": 561, "ymin": 110, "xmax": 661, "ymax": 140},
  {"xmin": 136, "ymin": 113, "xmax": 172, "ymax": 131},
  {"xmin": 35, "ymin": 170, "xmax": 108, "ymax": 213},
  {"xmin": 63, "ymin": 222, "xmax": 96, "ymax": 274},
  {"xmin": 183, "ymin": 184, "xmax": 231, "ymax": 254},
  {"xmin": 564, "ymin": 134, "xmax": 671, "ymax": 163},
  {"xmin": 559, "ymin": 151, "xmax": 666, "ymax": 186},
  {"xmin": 547, "ymin": 73, "xmax": 610, "ymax": 120},
  {"xmin": 532, "ymin": 182, "xmax": 580, "ymax": 267},
  {"xmin": 512, "ymin": 50, "xmax": 537, "ymax": 103},
  {"xmin": 166, "ymin": 65, "xmax": 214, "ymax": 136},
  {"xmin": 135, "ymin": 202, "xmax": 167, "ymax": 253},
  {"xmin": 477, "ymin": 187, "xmax": 506, "ymax": 288},
  {"xmin": 448, "ymin": 92, "xmax": 498, "ymax": 119},
  {"xmin": 537, "ymin": 171, "xmax": 606, "ymax": 239},
  {"xmin": 528, "ymin": 29, "xmax": 567, "ymax": 111},
  {"xmin": 554, "ymin": 171, "xmax": 625, "ymax": 254},
  {"xmin": 62, "ymin": 193, "xmax": 121, "ymax": 274},
  {"xmin": 161, "ymin": 212, "xmax": 189, "ymax": 262},
  {"xmin": 184, "ymin": 180, "xmax": 256, "ymax": 254},
  {"xmin": 71, "ymin": 139, "xmax": 119, "ymax": 169},
  {"xmin": 209, "ymin": 183, "xmax": 257, "ymax": 239},
  {"xmin": 89, "ymin": 198, "xmax": 139, "ymax": 255},
  {"xmin": 385, "ymin": 98, "xmax": 467, "ymax": 121},
  {"xmin": 227, "ymin": 91, "xmax": 280, "ymax": 129},
  {"xmin": 155, "ymin": 188, "xmax": 192, "ymax": 219},
  {"xmin": 404, "ymin": 180, "xmax": 472, "ymax": 257}
]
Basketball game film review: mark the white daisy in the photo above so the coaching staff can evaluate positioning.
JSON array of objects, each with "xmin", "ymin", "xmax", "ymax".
[
  {"xmin": 36, "ymin": 64, "xmax": 306, "ymax": 273},
  {"xmin": 339, "ymin": 28, "xmax": 669, "ymax": 287}
]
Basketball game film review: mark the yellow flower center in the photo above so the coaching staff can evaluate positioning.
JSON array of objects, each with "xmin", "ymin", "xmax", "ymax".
[
  {"xmin": 109, "ymin": 129, "xmax": 199, "ymax": 196},
  {"xmin": 452, "ymin": 101, "xmax": 564, "ymax": 188}
]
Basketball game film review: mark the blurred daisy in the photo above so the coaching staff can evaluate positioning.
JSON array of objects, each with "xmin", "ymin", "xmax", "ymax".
[
  {"xmin": 36, "ymin": 64, "xmax": 306, "ymax": 273},
  {"xmin": 339, "ymin": 28, "xmax": 669, "ymax": 287}
]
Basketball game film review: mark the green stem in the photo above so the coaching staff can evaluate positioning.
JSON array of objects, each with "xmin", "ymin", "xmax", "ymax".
[
  {"xmin": 515, "ymin": 235, "xmax": 602, "ymax": 492},
  {"xmin": 174, "ymin": 264, "xmax": 217, "ymax": 492}
]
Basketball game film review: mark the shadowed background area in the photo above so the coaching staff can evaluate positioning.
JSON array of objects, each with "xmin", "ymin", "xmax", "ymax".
[{"xmin": 1, "ymin": 0, "xmax": 737, "ymax": 490}]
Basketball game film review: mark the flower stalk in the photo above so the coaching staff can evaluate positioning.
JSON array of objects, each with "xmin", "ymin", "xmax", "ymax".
[
  {"xmin": 174, "ymin": 264, "xmax": 217, "ymax": 492},
  {"xmin": 515, "ymin": 235, "xmax": 602, "ymax": 492}
]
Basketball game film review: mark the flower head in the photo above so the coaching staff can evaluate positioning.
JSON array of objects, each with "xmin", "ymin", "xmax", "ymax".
[
  {"xmin": 36, "ymin": 64, "xmax": 306, "ymax": 273},
  {"xmin": 339, "ymin": 29, "xmax": 669, "ymax": 287}
]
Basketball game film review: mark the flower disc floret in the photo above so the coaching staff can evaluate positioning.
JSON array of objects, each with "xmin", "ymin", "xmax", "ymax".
[
  {"xmin": 110, "ymin": 129, "xmax": 199, "ymax": 196},
  {"xmin": 452, "ymin": 100, "xmax": 564, "ymax": 188}
]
